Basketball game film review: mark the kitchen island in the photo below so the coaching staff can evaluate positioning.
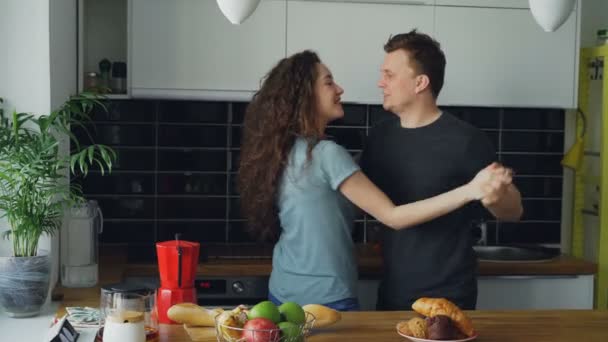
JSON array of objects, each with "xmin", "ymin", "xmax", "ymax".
[{"xmin": 156, "ymin": 310, "xmax": 608, "ymax": 341}]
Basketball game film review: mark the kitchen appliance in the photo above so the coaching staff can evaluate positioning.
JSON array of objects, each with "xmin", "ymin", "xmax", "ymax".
[
  {"xmin": 61, "ymin": 200, "xmax": 103, "ymax": 288},
  {"xmin": 99, "ymin": 283, "xmax": 158, "ymax": 342},
  {"xmin": 156, "ymin": 235, "xmax": 200, "ymax": 324}
]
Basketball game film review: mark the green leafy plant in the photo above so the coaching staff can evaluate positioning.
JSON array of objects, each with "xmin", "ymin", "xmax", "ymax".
[{"xmin": 0, "ymin": 95, "xmax": 116, "ymax": 257}]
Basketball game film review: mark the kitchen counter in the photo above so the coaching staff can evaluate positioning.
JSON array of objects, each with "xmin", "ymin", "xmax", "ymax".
[
  {"xmin": 52, "ymin": 247, "xmax": 603, "ymax": 341},
  {"xmin": 52, "ymin": 308, "xmax": 608, "ymax": 341},
  {"xmin": 120, "ymin": 244, "xmax": 597, "ymax": 278},
  {"xmin": 55, "ymin": 245, "xmax": 597, "ymax": 316}
]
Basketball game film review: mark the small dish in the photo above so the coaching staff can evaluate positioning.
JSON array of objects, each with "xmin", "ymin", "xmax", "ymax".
[{"xmin": 396, "ymin": 321, "xmax": 478, "ymax": 342}]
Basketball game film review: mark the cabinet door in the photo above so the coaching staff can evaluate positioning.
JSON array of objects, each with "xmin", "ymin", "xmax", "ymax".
[
  {"xmin": 435, "ymin": 6, "xmax": 578, "ymax": 108},
  {"xmin": 477, "ymin": 275, "xmax": 594, "ymax": 309},
  {"xmin": 131, "ymin": 0, "xmax": 286, "ymax": 99},
  {"xmin": 287, "ymin": 1, "xmax": 434, "ymax": 104}
]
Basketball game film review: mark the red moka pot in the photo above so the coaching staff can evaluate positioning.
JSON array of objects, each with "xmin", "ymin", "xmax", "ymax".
[{"xmin": 156, "ymin": 235, "xmax": 200, "ymax": 324}]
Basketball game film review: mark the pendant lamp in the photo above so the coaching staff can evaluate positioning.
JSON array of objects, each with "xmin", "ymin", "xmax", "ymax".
[
  {"xmin": 217, "ymin": 0, "xmax": 262, "ymax": 25},
  {"xmin": 529, "ymin": 0, "xmax": 575, "ymax": 32}
]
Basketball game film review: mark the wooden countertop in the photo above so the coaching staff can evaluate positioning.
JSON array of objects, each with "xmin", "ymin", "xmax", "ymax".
[
  {"xmin": 54, "ymin": 247, "xmax": 603, "ymax": 341},
  {"xmin": 158, "ymin": 310, "xmax": 608, "ymax": 341}
]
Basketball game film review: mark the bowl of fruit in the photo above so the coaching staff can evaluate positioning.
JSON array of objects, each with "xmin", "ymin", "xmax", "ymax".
[{"xmin": 215, "ymin": 301, "xmax": 315, "ymax": 342}]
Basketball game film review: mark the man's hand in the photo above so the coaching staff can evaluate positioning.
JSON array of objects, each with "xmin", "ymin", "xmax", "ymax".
[
  {"xmin": 478, "ymin": 162, "xmax": 523, "ymax": 221},
  {"xmin": 481, "ymin": 163, "xmax": 513, "ymax": 206}
]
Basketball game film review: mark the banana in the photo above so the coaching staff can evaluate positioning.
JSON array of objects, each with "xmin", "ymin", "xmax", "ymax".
[
  {"xmin": 302, "ymin": 304, "xmax": 341, "ymax": 328},
  {"xmin": 167, "ymin": 303, "xmax": 224, "ymax": 326}
]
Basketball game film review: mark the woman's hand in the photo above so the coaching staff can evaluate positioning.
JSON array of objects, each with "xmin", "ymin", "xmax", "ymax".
[{"xmin": 468, "ymin": 162, "xmax": 513, "ymax": 201}]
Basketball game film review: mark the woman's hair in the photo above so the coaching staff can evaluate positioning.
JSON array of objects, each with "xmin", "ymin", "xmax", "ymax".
[{"xmin": 238, "ymin": 50, "xmax": 323, "ymax": 241}]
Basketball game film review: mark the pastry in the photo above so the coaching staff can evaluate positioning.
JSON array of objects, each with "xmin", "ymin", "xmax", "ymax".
[
  {"xmin": 426, "ymin": 315, "xmax": 455, "ymax": 340},
  {"xmin": 412, "ymin": 297, "xmax": 475, "ymax": 337},
  {"xmin": 407, "ymin": 317, "xmax": 428, "ymax": 338}
]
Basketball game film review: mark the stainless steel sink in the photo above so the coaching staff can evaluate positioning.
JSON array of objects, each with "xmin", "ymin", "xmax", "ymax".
[{"xmin": 473, "ymin": 245, "xmax": 560, "ymax": 263}]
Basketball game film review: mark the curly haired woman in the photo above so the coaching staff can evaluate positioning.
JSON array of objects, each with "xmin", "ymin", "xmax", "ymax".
[{"xmin": 238, "ymin": 51, "xmax": 509, "ymax": 311}]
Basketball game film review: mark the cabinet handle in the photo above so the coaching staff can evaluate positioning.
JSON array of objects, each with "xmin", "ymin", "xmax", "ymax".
[
  {"xmin": 481, "ymin": 275, "xmax": 579, "ymax": 280},
  {"xmin": 293, "ymin": 0, "xmax": 430, "ymax": 5}
]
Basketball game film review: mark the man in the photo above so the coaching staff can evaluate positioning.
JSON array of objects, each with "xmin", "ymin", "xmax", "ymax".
[{"xmin": 361, "ymin": 29, "xmax": 523, "ymax": 310}]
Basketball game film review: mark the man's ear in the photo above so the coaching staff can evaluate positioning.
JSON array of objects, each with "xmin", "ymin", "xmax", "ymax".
[{"xmin": 415, "ymin": 74, "xmax": 430, "ymax": 94}]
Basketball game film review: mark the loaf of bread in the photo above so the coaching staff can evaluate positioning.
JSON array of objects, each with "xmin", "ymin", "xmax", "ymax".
[
  {"xmin": 301, "ymin": 304, "xmax": 341, "ymax": 328},
  {"xmin": 167, "ymin": 303, "xmax": 224, "ymax": 326},
  {"xmin": 412, "ymin": 298, "xmax": 474, "ymax": 337}
]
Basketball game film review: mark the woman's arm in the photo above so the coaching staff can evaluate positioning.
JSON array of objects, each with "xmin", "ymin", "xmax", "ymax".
[{"xmin": 338, "ymin": 165, "xmax": 500, "ymax": 230}]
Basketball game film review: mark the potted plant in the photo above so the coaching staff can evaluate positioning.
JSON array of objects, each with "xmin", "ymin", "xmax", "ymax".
[{"xmin": 0, "ymin": 95, "xmax": 116, "ymax": 317}]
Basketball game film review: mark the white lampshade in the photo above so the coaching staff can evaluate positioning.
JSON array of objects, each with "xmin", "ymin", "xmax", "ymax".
[
  {"xmin": 529, "ymin": 0, "xmax": 575, "ymax": 32},
  {"xmin": 217, "ymin": 0, "xmax": 262, "ymax": 25}
]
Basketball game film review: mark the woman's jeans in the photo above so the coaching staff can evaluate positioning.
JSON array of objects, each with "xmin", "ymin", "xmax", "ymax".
[{"xmin": 268, "ymin": 292, "xmax": 360, "ymax": 311}]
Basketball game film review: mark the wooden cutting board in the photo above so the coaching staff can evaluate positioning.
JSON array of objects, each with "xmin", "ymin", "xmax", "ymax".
[{"xmin": 183, "ymin": 324, "xmax": 217, "ymax": 341}]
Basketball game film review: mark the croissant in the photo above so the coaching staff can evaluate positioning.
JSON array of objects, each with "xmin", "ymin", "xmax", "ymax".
[{"xmin": 412, "ymin": 297, "xmax": 475, "ymax": 337}]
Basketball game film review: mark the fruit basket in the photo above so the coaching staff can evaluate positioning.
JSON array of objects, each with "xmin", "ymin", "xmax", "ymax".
[{"xmin": 215, "ymin": 311, "xmax": 315, "ymax": 342}]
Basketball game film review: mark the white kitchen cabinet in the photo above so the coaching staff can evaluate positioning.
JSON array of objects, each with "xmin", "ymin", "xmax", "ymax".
[
  {"xmin": 477, "ymin": 275, "xmax": 594, "ymax": 309},
  {"xmin": 287, "ymin": 1, "xmax": 434, "ymax": 104},
  {"xmin": 130, "ymin": 0, "xmax": 286, "ymax": 100},
  {"xmin": 359, "ymin": 274, "xmax": 594, "ymax": 310},
  {"xmin": 434, "ymin": 5, "xmax": 579, "ymax": 108}
]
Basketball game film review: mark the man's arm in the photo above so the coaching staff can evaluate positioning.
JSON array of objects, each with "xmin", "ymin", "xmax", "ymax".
[{"xmin": 481, "ymin": 168, "xmax": 523, "ymax": 221}]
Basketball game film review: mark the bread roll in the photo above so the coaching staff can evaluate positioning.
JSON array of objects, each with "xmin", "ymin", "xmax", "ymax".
[
  {"xmin": 406, "ymin": 317, "xmax": 427, "ymax": 338},
  {"xmin": 301, "ymin": 304, "xmax": 341, "ymax": 328},
  {"xmin": 167, "ymin": 303, "xmax": 223, "ymax": 326},
  {"xmin": 412, "ymin": 298, "xmax": 475, "ymax": 337}
]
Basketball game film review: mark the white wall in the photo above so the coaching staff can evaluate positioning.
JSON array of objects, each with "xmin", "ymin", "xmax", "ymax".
[
  {"xmin": 0, "ymin": 0, "xmax": 51, "ymax": 253},
  {"xmin": 579, "ymin": 0, "xmax": 608, "ymax": 48},
  {"xmin": 0, "ymin": 0, "xmax": 77, "ymax": 293}
]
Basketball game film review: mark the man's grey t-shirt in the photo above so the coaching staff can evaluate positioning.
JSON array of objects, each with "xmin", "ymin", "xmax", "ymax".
[{"xmin": 269, "ymin": 138, "xmax": 360, "ymax": 305}]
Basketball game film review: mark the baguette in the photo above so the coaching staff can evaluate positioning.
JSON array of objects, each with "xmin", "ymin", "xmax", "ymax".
[
  {"xmin": 167, "ymin": 303, "xmax": 223, "ymax": 326},
  {"xmin": 411, "ymin": 297, "xmax": 475, "ymax": 337},
  {"xmin": 301, "ymin": 304, "xmax": 341, "ymax": 328}
]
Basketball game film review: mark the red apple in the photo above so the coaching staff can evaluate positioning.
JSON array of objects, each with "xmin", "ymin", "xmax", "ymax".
[{"xmin": 242, "ymin": 317, "xmax": 280, "ymax": 342}]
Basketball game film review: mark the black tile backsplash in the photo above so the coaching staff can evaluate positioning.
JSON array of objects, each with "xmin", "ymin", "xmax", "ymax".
[
  {"xmin": 78, "ymin": 100, "xmax": 564, "ymax": 254},
  {"xmin": 158, "ymin": 222, "xmax": 227, "ymax": 243}
]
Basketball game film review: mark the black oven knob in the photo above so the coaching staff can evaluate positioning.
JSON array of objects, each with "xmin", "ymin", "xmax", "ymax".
[{"xmin": 232, "ymin": 281, "xmax": 245, "ymax": 294}]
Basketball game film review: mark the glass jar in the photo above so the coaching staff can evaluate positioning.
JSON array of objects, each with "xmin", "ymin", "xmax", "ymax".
[
  {"xmin": 84, "ymin": 72, "xmax": 99, "ymax": 92},
  {"xmin": 100, "ymin": 283, "xmax": 158, "ymax": 342}
]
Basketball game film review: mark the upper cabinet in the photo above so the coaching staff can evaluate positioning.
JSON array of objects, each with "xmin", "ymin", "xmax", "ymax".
[
  {"xmin": 81, "ymin": 0, "xmax": 581, "ymax": 107},
  {"xmin": 287, "ymin": 1, "xmax": 434, "ymax": 104},
  {"xmin": 130, "ymin": 0, "xmax": 286, "ymax": 100},
  {"xmin": 435, "ymin": 5, "xmax": 579, "ymax": 108}
]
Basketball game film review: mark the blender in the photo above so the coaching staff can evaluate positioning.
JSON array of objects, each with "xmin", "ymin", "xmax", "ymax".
[{"xmin": 156, "ymin": 234, "xmax": 200, "ymax": 324}]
